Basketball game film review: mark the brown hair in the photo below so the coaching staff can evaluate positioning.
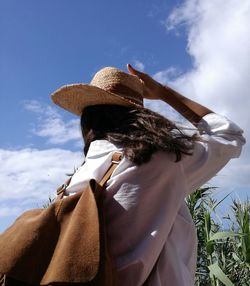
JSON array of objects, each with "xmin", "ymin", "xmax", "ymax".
[{"xmin": 80, "ymin": 105, "xmax": 195, "ymax": 165}]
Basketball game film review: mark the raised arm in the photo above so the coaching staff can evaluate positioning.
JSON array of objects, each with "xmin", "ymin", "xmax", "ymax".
[{"xmin": 127, "ymin": 64, "xmax": 213, "ymax": 126}]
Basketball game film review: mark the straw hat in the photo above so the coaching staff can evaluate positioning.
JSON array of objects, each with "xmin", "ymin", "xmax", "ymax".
[{"xmin": 51, "ymin": 67, "xmax": 144, "ymax": 116}]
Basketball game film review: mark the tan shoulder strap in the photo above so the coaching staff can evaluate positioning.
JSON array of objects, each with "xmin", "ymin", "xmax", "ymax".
[
  {"xmin": 99, "ymin": 151, "xmax": 123, "ymax": 187},
  {"xmin": 56, "ymin": 151, "xmax": 123, "ymax": 199}
]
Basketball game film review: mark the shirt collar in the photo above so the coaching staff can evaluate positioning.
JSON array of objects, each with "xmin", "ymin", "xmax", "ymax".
[{"xmin": 86, "ymin": 139, "xmax": 120, "ymax": 159}]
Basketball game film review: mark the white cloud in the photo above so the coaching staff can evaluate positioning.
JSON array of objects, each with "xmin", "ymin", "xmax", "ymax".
[
  {"xmin": 0, "ymin": 206, "xmax": 23, "ymax": 218},
  {"xmin": 163, "ymin": 0, "xmax": 250, "ymax": 127},
  {"xmin": 0, "ymin": 148, "xmax": 82, "ymax": 202},
  {"xmin": 0, "ymin": 147, "xmax": 83, "ymax": 226},
  {"xmin": 133, "ymin": 60, "xmax": 145, "ymax": 71},
  {"xmin": 24, "ymin": 100, "xmax": 82, "ymax": 145},
  {"xmin": 153, "ymin": 66, "xmax": 181, "ymax": 85}
]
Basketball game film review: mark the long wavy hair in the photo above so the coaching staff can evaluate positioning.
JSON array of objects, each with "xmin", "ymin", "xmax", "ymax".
[{"xmin": 80, "ymin": 104, "xmax": 195, "ymax": 165}]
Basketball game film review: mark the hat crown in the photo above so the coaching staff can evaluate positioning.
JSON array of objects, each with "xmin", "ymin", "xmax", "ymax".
[{"xmin": 90, "ymin": 67, "xmax": 144, "ymax": 101}]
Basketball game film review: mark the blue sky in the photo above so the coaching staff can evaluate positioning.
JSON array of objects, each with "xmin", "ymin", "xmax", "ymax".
[
  {"xmin": 0, "ymin": 0, "xmax": 249, "ymax": 232},
  {"xmin": 0, "ymin": 0, "xmax": 191, "ymax": 149}
]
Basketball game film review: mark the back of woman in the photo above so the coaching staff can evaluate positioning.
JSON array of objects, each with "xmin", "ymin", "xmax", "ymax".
[{"xmin": 52, "ymin": 65, "xmax": 245, "ymax": 285}]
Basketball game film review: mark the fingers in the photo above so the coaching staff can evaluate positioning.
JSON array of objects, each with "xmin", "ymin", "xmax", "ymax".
[
  {"xmin": 127, "ymin": 63, "xmax": 144, "ymax": 77},
  {"xmin": 127, "ymin": 63, "xmax": 136, "ymax": 75}
]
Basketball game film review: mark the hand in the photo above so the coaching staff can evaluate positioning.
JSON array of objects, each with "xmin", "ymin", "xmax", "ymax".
[{"xmin": 127, "ymin": 64, "xmax": 164, "ymax": 100}]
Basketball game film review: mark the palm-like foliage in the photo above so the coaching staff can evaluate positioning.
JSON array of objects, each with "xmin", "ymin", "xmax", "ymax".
[{"xmin": 186, "ymin": 187, "xmax": 250, "ymax": 286}]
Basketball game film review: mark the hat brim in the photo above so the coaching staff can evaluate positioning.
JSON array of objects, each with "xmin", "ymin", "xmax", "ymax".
[{"xmin": 51, "ymin": 84, "xmax": 143, "ymax": 116}]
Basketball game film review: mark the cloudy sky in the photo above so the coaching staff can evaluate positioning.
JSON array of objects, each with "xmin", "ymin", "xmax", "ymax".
[{"xmin": 0, "ymin": 0, "xmax": 249, "ymax": 233}]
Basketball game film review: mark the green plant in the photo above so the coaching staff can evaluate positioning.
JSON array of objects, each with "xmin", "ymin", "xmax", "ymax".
[{"xmin": 187, "ymin": 187, "xmax": 250, "ymax": 286}]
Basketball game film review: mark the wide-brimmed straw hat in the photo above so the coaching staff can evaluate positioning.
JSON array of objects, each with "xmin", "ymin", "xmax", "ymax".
[{"xmin": 51, "ymin": 67, "xmax": 144, "ymax": 116}]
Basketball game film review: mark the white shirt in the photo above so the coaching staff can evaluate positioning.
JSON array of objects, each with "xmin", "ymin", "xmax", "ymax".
[{"xmin": 66, "ymin": 113, "xmax": 245, "ymax": 286}]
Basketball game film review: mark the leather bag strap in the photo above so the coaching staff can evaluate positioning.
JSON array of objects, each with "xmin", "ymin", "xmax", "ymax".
[
  {"xmin": 99, "ymin": 151, "xmax": 123, "ymax": 187},
  {"xmin": 56, "ymin": 151, "xmax": 123, "ymax": 199}
]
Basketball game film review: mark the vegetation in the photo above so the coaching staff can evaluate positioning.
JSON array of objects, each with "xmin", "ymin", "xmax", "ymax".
[{"xmin": 187, "ymin": 187, "xmax": 250, "ymax": 286}]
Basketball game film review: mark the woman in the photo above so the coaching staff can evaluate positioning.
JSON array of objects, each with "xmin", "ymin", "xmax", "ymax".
[{"xmin": 51, "ymin": 64, "xmax": 245, "ymax": 285}]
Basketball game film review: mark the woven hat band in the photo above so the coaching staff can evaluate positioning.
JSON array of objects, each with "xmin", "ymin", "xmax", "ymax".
[{"xmin": 105, "ymin": 83, "xmax": 143, "ymax": 106}]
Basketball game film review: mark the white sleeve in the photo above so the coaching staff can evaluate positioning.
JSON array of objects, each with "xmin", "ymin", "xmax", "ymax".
[{"xmin": 182, "ymin": 113, "xmax": 246, "ymax": 194}]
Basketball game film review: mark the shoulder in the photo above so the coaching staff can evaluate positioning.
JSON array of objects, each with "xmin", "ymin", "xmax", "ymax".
[{"xmin": 110, "ymin": 150, "xmax": 182, "ymax": 187}]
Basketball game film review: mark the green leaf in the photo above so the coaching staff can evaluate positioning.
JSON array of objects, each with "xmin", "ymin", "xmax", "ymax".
[
  {"xmin": 206, "ymin": 241, "xmax": 214, "ymax": 255},
  {"xmin": 209, "ymin": 231, "xmax": 243, "ymax": 241},
  {"xmin": 232, "ymin": 253, "xmax": 240, "ymax": 261},
  {"xmin": 208, "ymin": 263, "xmax": 234, "ymax": 286}
]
